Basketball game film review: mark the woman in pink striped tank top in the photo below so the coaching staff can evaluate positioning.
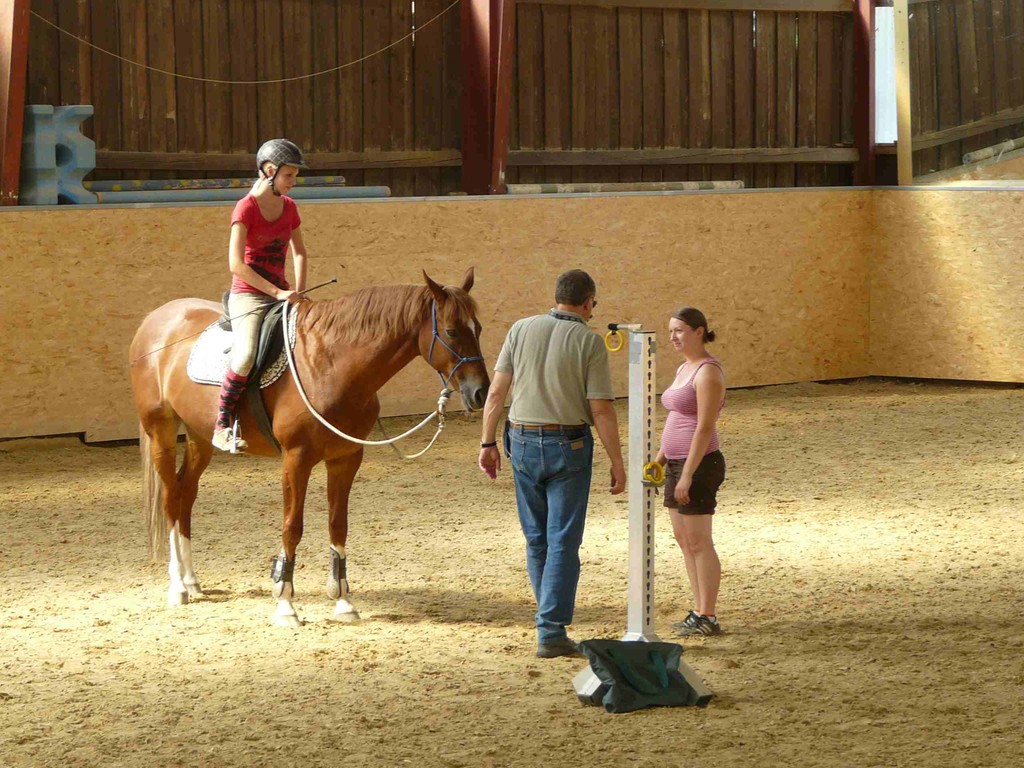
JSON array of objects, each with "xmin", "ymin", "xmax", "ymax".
[{"xmin": 654, "ymin": 307, "xmax": 727, "ymax": 637}]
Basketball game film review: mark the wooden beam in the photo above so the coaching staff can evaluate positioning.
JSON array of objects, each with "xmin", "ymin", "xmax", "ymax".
[
  {"xmin": 852, "ymin": 0, "xmax": 876, "ymax": 185},
  {"xmin": 913, "ymin": 144, "xmax": 1024, "ymax": 185},
  {"xmin": 0, "ymin": 0, "xmax": 29, "ymax": 205},
  {"xmin": 962, "ymin": 137, "xmax": 1024, "ymax": 165},
  {"xmin": 912, "ymin": 105, "xmax": 1024, "ymax": 151},
  {"xmin": 893, "ymin": 0, "xmax": 913, "ymax": 185},
  {"xmin": 517, "ymin": 0, "xmax": 852, "ymax": 12},
  {"xmin": 507, "ymin": 147, "xmax": 860, "ymax": 165},
  {"xmin": 490, "ymin": 0, "xmax": 516, "ymax": 193},
  {"xmin": 461, "ymin": 0, "xmax": 493, "ymax": 194},
  {"xmin": 95, "ymin": 150, "xmax": 463, "ymax": 171}
]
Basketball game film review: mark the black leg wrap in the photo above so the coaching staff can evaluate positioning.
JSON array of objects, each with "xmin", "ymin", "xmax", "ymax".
[
  {"xmin": 330, "ymin": 550, "xmax": 347, "ymax": 583},
  {"xmin": 270, "ymin": 554, "xmax": 295, "ymax": 584}
]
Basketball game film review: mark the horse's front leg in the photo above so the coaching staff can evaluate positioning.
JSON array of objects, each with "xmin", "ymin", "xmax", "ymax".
[
  {"xmin": 325, "ymin": 450, "xmax": 364, "ymax": 622},
  {"xmin": 271, "ymin": 448, "xmax": 314, "ymax": 628}
]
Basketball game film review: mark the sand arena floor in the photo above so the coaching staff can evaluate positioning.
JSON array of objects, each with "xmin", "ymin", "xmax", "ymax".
[{"xmin": 2, "ymin": 379, "xmax": 1024, "ymax": 767}]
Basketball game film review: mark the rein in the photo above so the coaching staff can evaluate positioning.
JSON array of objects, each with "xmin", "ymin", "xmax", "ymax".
[{"xmin": 282, "ymin": 299, "xmax": 478, "ymax": 459}]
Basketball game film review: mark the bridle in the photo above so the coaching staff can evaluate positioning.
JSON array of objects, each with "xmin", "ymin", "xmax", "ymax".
[{"xmin": 426, "ymin": 300, "xmax": 485, "ymax": 389}]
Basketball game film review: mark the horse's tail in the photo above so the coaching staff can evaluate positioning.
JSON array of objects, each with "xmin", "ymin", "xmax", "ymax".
[{"xmin": 140, "ymin": 423, "xmax": 168, "ymax": 562}]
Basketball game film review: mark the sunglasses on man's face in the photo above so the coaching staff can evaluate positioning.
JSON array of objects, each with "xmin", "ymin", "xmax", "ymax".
[{"xmin": 590, "ymin": 297, "xmax": 598, "ymax": 308}]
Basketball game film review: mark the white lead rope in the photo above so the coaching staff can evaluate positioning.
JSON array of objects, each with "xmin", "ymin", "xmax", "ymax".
[{"xmin": 283, "ymin": 302, "xmax": 451, "ymax": 457}]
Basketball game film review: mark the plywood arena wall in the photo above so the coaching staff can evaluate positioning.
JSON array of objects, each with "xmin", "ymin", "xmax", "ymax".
[
  {"xmin": 1, "ymin": 190, "xmax": 873, "ymax": 441},
  {"xmin": 871, "ymin": 189, "xmax": 1024, "ymax": 381}
]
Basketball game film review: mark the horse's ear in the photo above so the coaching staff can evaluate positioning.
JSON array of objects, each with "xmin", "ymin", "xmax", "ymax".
[
  {"xmin": 423, "ymin": 270, "xmax": 446, "ymax": 303},
  {"xmin": 461, "ymin": 267, "xmax": 475, "ymax": 293}
]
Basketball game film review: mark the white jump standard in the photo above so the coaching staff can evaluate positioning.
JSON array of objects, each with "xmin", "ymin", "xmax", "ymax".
[{"xmin": 573, "ymin": 324, "xmax": 713, "ymax": 706}]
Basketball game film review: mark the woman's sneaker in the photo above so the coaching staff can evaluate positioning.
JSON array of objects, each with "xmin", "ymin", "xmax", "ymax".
[
  {"xmin": 671, "ymin": 610, "xmax": 703, "ymax": 632},
  {"xmin": 674, "ymin": 613, "xmax": 722, "ymax": 637}
]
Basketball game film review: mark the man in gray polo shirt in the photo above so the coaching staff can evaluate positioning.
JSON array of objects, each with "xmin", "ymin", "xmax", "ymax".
[{"xmin": 479, "ymin": 269, "xmax": 626, "ymax": 658}]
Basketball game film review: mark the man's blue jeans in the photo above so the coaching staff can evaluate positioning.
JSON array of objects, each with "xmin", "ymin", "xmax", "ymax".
[{"xmin": 505, "ymin": 424, "xmax": 594, "ymax": 643}]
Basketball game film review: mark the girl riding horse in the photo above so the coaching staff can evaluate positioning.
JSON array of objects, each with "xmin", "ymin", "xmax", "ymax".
[
  {"xmin": 214, "ymin": 138, "xmax": 311, "ymax": 453},
  {"xmin": 129, "ymin": 270, "xmax": 488, "ymax": 627}
]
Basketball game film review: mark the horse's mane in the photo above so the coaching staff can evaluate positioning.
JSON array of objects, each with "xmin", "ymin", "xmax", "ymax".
[{"xmin": 303, "ymin": 283, "xmax": 478, "ymax": 347}]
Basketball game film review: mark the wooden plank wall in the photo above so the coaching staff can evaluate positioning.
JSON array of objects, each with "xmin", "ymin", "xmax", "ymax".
[
  {"xmin": 508, "ymin": 5, "xmax": 856, "ymax": 188},
  {"xmin": 25, "ymin": 1, "xmax": 863, "ymax": 192},
  {"xmin": 910, "ymin": 0, "xmax": 1024, "ymax": 176},
  {"xmin": 24, "ymin": 0, "xmax": 462, "ymax": 193}
]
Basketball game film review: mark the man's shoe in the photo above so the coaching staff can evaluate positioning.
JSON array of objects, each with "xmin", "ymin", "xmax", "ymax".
[
  {"xmin": 536, "ymin": 637, "xmax": 584, "ymax": 659},
  {"xmin": 212, "ymin": 427, "xmax": 247, "ymax": 453},
  {"xmin": 671, "ymin": 610, "xmax": 702, "ymax": 632},
  {"xmin": 675, "ymin": 614, "xmax": 723, "ymax": 637}
]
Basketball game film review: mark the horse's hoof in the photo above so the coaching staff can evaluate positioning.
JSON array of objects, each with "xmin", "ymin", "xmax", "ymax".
[
  {"xmin": 185, "ymin": 582, "xmax": 203, "ymax": 599},
  {"xmin": 330, "ymin": 608, "xmax": 361, "ymax": 624},
  {"xmin": 272, "ymin": 613, "xmax": 302, "ymax": 629},
  {"xmin": 167, "ymin": 590, "xmax": 189, "ymax": 607}
]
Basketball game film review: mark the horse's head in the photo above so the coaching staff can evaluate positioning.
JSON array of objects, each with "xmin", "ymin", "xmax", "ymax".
[{"xmin": 421, "ymin": 268, "xmax": 490, "ymax": 411}]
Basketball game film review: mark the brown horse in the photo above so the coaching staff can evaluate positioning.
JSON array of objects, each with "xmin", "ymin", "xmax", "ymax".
[{"xmin": 129, "ymin": 270, "xmax": 489, "ymax": 627}]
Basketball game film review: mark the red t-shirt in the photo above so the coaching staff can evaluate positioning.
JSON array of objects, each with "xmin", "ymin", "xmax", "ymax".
[{"xmin": 229, "ymin": 194, "xmax": 301, "ymax": 295}]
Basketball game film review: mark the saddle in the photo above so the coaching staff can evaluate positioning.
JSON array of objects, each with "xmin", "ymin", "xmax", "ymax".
[{"xmin": 186, "ymin": 294, "xmax": 295, "ymax": 453}]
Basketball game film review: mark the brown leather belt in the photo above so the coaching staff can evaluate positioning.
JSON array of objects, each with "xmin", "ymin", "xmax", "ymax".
[{"xmin": 508, "ymin": 421, "xmax": 587, "ymax": 431}]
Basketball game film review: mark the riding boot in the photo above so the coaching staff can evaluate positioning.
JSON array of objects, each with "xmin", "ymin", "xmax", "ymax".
[{"xmin": 213, "ymin": 369, "xmax": 249, "ymax": 452}]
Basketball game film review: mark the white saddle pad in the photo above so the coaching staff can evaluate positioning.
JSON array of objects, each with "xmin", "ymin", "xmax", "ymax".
[{"xmin": 186, "ymin": 320, "xmax": 293, "ymax": 389}]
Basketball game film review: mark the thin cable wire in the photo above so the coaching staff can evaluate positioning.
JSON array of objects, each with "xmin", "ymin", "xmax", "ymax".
[{"xmin": 30, "ymin": 0, "xmax": 460, "ymax": 86}]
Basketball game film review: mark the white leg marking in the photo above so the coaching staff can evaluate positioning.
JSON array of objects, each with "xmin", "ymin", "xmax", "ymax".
[
  {"xmin": 167, "ymin": 524, "xmax": 187, "ymax": 606},
  {"xmin": 180, "ymin": 537, "xmax": 202, "ymax": 597}
]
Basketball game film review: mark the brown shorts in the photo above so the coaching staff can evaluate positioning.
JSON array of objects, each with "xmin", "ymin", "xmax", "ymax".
[{"xmin": 663, "ymin": 451, "xmax": 726, "ymax": 515}]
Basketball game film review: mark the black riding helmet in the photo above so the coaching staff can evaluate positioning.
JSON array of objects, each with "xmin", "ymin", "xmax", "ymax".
[{"xmin": 256, "ymin": 139, "xmax": 308, "ymax": 196}]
